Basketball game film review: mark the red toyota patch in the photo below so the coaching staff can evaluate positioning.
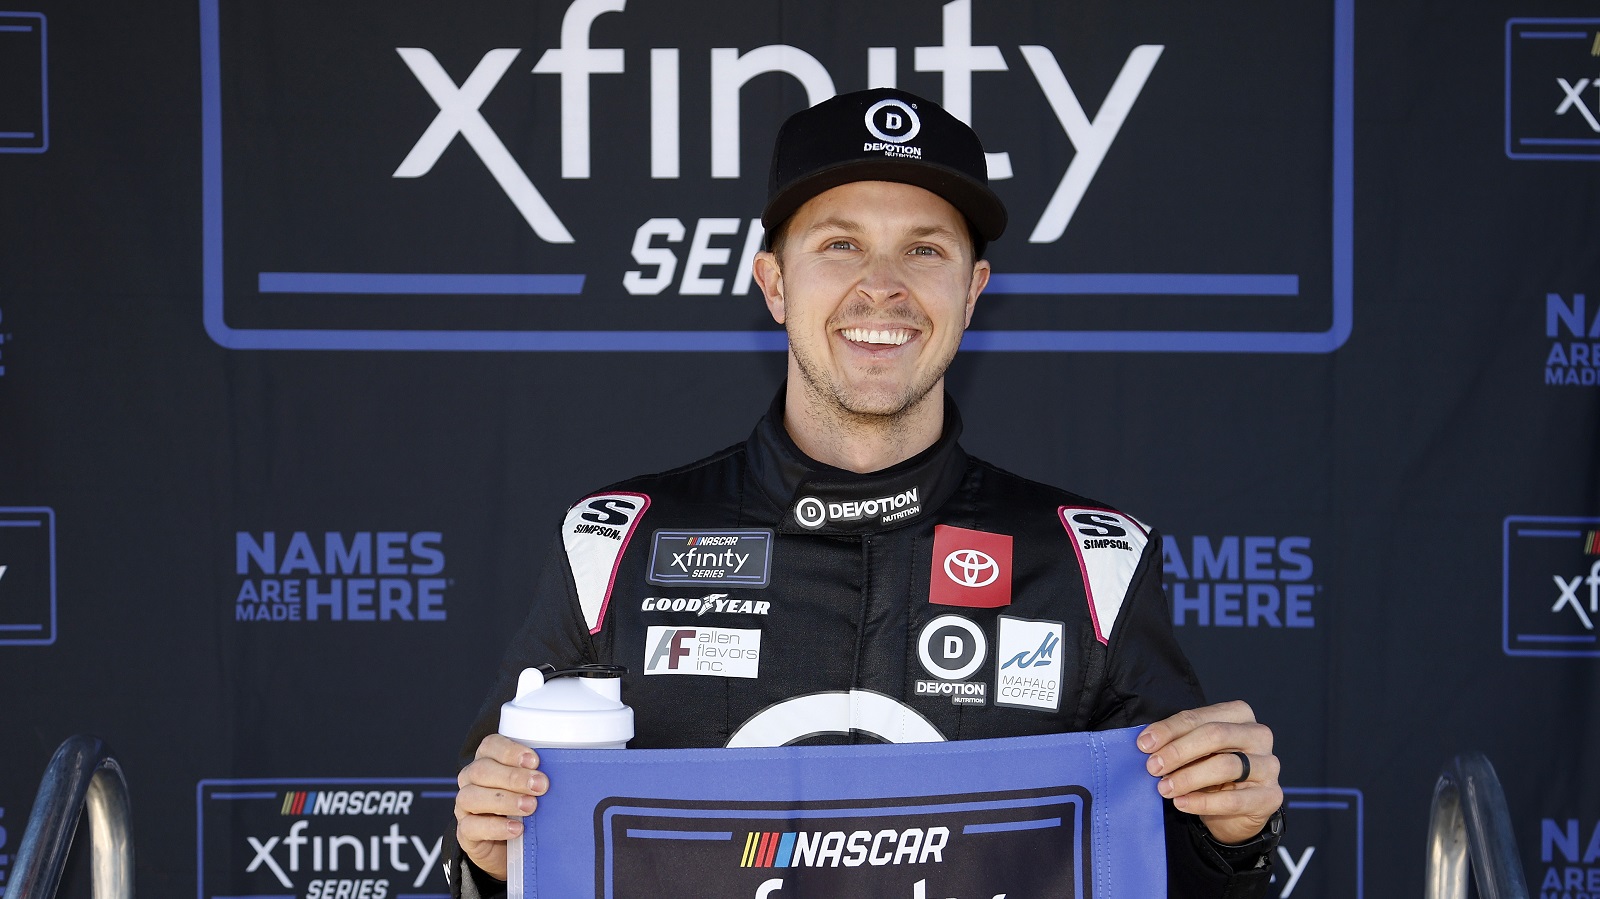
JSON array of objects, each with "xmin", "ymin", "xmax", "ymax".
[{"xmin": 930, "ymin": 525, "xmax": 1013, "ymax": 608}]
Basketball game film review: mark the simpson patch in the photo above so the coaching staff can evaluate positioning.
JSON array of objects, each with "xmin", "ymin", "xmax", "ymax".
[
  {"xmin": 1059, "ymin": 508, "xmax": 1150, "ymax": 644},
  {"xmin": 563, "ymin": 493, "xmax": 650, "ymax": 633}
]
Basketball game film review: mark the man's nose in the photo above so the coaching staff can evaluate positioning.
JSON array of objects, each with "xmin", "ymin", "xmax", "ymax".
[{"xmin": 856, "ymin": 253, "xmax": 910, "ymax": 303}]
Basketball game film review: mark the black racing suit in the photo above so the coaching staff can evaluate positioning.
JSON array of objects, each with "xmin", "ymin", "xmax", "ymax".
[{"xmin": 450, "ymin": 391, "xmax": 1276, "ymax": 898}]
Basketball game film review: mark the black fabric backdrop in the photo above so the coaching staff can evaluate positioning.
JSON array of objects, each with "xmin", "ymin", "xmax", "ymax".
[{"xmin": 1, "ymin": 1, "xmax": 1597, "ymax": 897}]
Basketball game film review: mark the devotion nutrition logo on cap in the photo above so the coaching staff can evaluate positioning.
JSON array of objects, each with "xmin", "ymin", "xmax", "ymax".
[{"xmin": 761, "ymin": 88, "xmax": 1008, "ymax": 242}]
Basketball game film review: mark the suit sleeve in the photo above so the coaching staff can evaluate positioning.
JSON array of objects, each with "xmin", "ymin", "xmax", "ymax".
[
  {"xmin": 1091, "ymin": 531, "xmax": 1276, "ymax": 899},
  {"xmin": 445, "ymin": 530, "xmax": 597, "ymax": 899}
]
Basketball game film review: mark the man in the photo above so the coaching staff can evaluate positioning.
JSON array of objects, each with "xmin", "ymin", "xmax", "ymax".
[{"xmin": 450, "ymin": 88, "xmax": 1284, "ymax": 898}]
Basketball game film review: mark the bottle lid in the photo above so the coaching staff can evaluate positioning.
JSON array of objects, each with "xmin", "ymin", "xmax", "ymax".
[{"xmin": 498, "ymin": 665, "xmax": 634, "ymax": 749}]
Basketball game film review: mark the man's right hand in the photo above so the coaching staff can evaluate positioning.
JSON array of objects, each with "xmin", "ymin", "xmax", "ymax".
[{"xmin": 453, "ymin": 734, "xmax": 549, "ymax": 882}]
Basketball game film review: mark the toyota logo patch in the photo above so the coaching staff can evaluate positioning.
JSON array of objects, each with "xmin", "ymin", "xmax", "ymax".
[{"xmin": 944, "ymin": 549, "xmax": 999, "ymax": 587}]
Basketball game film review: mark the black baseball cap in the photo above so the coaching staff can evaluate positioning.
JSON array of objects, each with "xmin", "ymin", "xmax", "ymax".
[{"xmin": 762, "ymin": 88, "xmax": 1008, "ymax": 245}]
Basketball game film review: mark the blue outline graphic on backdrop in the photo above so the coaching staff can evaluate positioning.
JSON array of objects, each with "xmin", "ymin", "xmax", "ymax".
[
  {"xmin": 196, "ymin": 777, "xmax": 456, "ymax": 899},
  {"xmin": 1505, "ymin": 19, "xmax": 1600, "ymax": 162},
  {"xmin": 1283, "ymin": 787, "xmax": 1364, "ymax": 898},
  {"xmin": 201, "ymin": 0, "xmax": 1353, "ymax": 353},
  {"xmin": 1502, "ymin": 515, "xmax": 1600, "ymax": 658},
  {"xmin": 0, "ymin": 507, "xmax": 56, "ymax": 646},
  {"xmin": 0, "ymin": 12, "xmax": 48, "ymax": 154}
]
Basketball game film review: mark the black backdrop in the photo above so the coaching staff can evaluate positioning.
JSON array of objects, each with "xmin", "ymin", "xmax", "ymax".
[{"xmin": 1, "ymin": 1, "xmax": 1598, "ymax": 897}]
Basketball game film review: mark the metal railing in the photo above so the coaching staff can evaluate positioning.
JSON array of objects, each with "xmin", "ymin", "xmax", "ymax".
[
  {"xmin": 8, "ymin": 735, "xmax": 134, "ymax": 899},
  {"xmin": 1425, "ymin": 751, "xmax": 1529, "ymax": 899}
]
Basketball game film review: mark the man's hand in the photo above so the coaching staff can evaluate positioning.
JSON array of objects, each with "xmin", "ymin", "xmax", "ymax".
[
  {"xmin": 453, "ymin": 734, "xmax": 549, "ymax": 882},
  {"xmin": 1137, "ymin": 700, "xmax": 1283, "ymax": 846}
]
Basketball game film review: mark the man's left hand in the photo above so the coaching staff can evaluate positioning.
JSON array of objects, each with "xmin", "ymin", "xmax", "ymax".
[{"xmin": 1137, "ymin": 700, "xmax": 1283, "ymax": 846}]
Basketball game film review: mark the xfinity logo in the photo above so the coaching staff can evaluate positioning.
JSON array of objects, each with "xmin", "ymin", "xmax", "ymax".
[
  {"xmin": 1507, "ymin": 19, "xmax": 1600, "ymax": 161},
  {"xmin": 0, "ymin": 507, "xmax": 56, "ymax": 646},
  {"xmin": 647, "ymin": 530, "xmax": 772, "ymax": 587},
  {"xmin": 199, "ymin": 779, "xmax": 453, "ymax": 899},
  {"xmin": 393, "ymin": 0, "xmax": 1156, "ymax": 243},
  {"xmin": 1551, "ymin": 560, "xmax": 1600, "ymax": 629},
  {"xmin": 203, "ymin": 0, "xmax": 1354, "ymax": 353},
  {"xmin": 794, "ymin": 488, "xmax": 921, "ymax": 529},
  {"xmin": 1503, "ymin": 516, "xmax": 1600, "ymax": 656}
]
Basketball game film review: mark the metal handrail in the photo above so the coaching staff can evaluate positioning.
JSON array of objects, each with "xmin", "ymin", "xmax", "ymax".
[
  {"xmin": 8, "ymin": 735, "xmax": 134, "ymax": 899},
  {"xmin": 1425, "ymin": 751, "xmax": 1529, "ymax": 899}
]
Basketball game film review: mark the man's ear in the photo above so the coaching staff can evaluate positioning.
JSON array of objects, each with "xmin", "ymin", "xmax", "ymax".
[
  {"xmin": 754, "ymin": 251, "xmax": 786, "ymax": 324},
  {"xmin": 964, "ymin": 259, "xmax": 991, "ymax": 328}
]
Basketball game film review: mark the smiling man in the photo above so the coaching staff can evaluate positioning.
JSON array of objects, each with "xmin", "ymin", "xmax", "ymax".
[{"xmin": 449, "ymin": 88, "xmax": 1284, "ymax": 899}]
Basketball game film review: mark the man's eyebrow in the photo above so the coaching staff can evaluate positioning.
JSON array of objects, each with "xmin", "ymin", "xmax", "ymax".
[
  {"xmin": 799, "ymin": 219, "xmax": 963, "ymax": 242},
  {"xmin": 799, "ymin": 217, "xmax": 866, "ymax": 238},
  {"xmin": 904, "ymin": 223, "xmax": 965, "ymax": 242}
]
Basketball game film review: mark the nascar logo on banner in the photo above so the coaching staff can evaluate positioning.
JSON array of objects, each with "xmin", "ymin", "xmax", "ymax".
[{"xmin": 516, "ymin": 727, "xmax": 1164, "ymax": 898}]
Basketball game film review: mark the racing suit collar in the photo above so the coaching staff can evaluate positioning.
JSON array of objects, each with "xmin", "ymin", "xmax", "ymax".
[{"xmin": 750, "ymin": 387, "xmax": 969, "ymax": 535}]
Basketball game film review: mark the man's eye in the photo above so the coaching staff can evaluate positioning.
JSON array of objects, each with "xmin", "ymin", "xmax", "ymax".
[
  {"xmin": 827, "ymin": 239, "xmax": 856, "ymax": 250},
  {"xmin": 910, "ymin": 246, "xmax": 939, "ymax": 257}
]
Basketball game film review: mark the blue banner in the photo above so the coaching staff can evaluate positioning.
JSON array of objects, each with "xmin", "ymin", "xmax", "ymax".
[{"xmin": 518, "ymin": 727, "xmax": 1164, "ymax": 898}]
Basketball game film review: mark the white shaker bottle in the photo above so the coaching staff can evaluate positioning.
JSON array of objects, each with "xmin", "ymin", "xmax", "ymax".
[{"xmin": 498, "ymin": 664, "xmax": 633, "ymax": 899}]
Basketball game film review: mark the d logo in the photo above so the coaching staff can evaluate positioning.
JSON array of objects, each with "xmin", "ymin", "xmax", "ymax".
[{"xmin": 864, "ymin": 98, "xmax": 921, "ymax": 143}]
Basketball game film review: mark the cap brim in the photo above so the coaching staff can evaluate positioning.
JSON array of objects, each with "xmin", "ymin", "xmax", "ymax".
[{"xmin": 761, "ymin": 158, "xmax": 1007, "ymax": 243}]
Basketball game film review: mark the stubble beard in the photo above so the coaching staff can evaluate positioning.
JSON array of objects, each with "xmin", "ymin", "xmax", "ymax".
[{"xmin": 787, "ymin": 306, "xmax": 956, "ymax": 432}]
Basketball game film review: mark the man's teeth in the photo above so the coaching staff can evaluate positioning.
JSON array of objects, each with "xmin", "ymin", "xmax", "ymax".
[{"xmin": 841, "ymin": 328, "xmax": 911, "ymax": 346}]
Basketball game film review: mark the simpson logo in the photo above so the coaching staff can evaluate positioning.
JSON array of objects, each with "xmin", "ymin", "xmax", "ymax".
[
  {"xmin": 198, "ymin": 778, "xmax": 453, "ymax": 899},
  {"xmin": 233, "ymin": 531, "xmax": 447, "ymax": 623},
  {"xmin": 793, "ymin": 488, "xmax": 922, "ymax": 530},
  {"xmin": 565, "ymin": 493, "xmax": 650, "ymax": 633},
  {"xmin": 647, "ymin": 529, "xmax": 772, "ymax": 587},
  {"xmin": 595, "ymin": 787, "xmax": 1091, "ymax": 898},
  {"xmin": 1059, "ymin": 508, "xmax": 1149, "ymax": 645},
  {"xmin": 929, "ymin": 525, "xmax": 1013, "ymax": 608},
  {"xmin": 0, "ymin": 507, "xmax": 57, "ymax": 646},
  {"xmin": 641, "ymin": 593, "xmax": 771, "ymax": 616},
  {"xmin": 995, "ymin": 616, "xmax": 1063, "ymax": 712},
  {"xmin": 1503, "ymin": 515, "xmax": 1600, "ymax": 657},
  {"xmin": 644, "ymin": 625, "xmax": 761, "ymax": 677}
]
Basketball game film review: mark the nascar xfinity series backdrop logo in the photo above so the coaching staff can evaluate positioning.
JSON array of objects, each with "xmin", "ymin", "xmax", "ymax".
[
  {"xmin": 0, "ymin": 12, "xmax": 47, "ymax": 154},
  {"xmin": 197, "ymin": 778, "xmax": 453, "ymax": 899},
  {"xmin": 1503, "ymin": 516, "xmax": 1600, "ymax": 657},
  {"xmin": 1506, "ymin": 18, "xmax": 1600, "ymax": 161},
  {"xmin": 200, "ymin": 0, "xmax": 1352, "ymax": 353},
  {"xmin": 0, "ymin": 507, "xmax": 57, "ymax": 646}
]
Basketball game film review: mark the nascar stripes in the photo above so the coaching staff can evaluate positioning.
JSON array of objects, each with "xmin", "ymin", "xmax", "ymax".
[{"xmin": 738, "ymin": 828, "xmax": 950, "ymax": 868}]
